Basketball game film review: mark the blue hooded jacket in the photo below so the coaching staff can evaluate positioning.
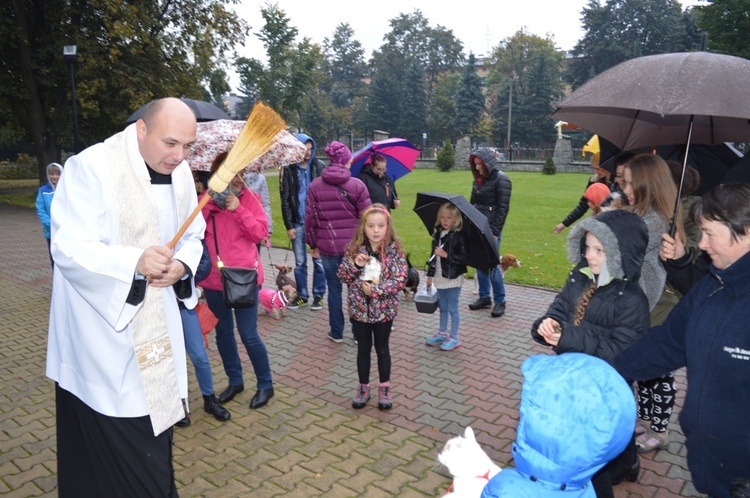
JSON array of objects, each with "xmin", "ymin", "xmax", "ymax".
[
  {"xmin": 35, "ymin": 162, "xmax": 63, "ymax": 238},
  {"xmin": 482, "ymin": 353, "xmax": 636, "ymax": 497}
]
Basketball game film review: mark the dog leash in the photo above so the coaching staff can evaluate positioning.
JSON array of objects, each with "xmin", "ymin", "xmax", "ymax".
[{"xmin": 266, "ymin": 239, "xmax": 293, "ymax": 281}]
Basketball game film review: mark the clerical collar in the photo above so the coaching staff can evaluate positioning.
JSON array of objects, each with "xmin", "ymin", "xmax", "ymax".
[{"xmin": 146, "ymin": 164, "xmax": 173, "ymax": 184}]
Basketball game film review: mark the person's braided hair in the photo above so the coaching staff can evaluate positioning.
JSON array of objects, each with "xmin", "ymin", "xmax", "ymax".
[{"xmin": 573, "ymin": 282, "xmax": 597, "ymax": 326}]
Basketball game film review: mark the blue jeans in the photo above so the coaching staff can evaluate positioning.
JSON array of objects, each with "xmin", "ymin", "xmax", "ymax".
[
  {"xmin": 179, "ymin": 307, "xmax": 214, "ymax": 396},
  {"xmin": 437, "ymin": 287, "xmax": 461, "ymax": 339},
  {"xmin": 320, "ymin": 254, "xmax": 344, "ymax": 339},
  {"xmin": 292, "ymin": 223, "xmax": 326, "ymax": 301},
  {"xmin": 476, "ymin": 233, "xmax": 506, "ymax": 304},
  {"xmin": 204, "ymin": 288, "xmax": 273, "ymax": 390}
]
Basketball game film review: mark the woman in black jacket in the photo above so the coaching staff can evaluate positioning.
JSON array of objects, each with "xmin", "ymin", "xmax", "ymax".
[
  {"xmin": 468, "ymin": 148, "xmax": 512, "ymax": 318},
  {"xmin": 357, "ymin": 154, "xmax": 400, "ymax": 211}
]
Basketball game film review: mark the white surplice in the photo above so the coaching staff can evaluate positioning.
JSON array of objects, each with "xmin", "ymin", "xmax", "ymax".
[{"xmin": 47, "ymin": 123, "xmax": 205, "ymax": 419}]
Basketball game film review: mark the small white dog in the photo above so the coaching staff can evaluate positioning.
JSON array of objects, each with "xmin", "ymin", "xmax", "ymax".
[{"xmin": 438, "ymin": 427, "xmax": 501, "ymax": 497}]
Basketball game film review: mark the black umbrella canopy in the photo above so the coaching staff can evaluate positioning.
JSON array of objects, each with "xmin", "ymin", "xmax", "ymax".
[
  {"xmin": 126, "ymin": 98, "xmax": 230, "ymax": 124},
  {"xmin": 552, "ymin": 51, "xmax": 750, "ymax": 151},
  {"xmin": 600, "ymin": 141, "xmax": 743, "ymax": 195},
  {"xmin": 413, "ymin": 192, "xmax": 500, "ymax": 274}
]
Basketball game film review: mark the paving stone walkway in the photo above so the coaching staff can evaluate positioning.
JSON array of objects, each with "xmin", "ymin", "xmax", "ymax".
[{"xmin": 0, "ymin": 203, "xmax": 702, "ymax": 497}]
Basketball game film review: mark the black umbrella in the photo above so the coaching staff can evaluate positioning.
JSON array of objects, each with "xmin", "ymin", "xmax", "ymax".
[
  {"xmin": 126, "ymin": 98, "xmax": 230, "ymax": 123},
  {"xmin": 413, "ymin": 192, "xmax": 500, "ymax": 274},
  {"xmin": 600, "ymin": 141, "xmax": 743, "ymax": 195},
  {"xmin": 552, "ymin": 51, "xmax": 750, "ymax": 235}
]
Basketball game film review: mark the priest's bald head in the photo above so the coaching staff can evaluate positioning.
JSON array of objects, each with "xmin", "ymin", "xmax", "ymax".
[{"xmin": 136, "ymin": 98, "xmax": 197, "ymax": 175}]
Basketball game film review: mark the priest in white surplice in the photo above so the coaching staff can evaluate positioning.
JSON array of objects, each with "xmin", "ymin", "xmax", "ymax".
[{"xmin": 47, "ymin": 98, "xmax": 204, "ymax": 497}]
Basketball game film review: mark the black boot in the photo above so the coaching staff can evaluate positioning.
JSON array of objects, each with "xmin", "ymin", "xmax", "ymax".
[
  {"xmin": 491, "ymin": 302, "xmax": 506, "ymax": 318},
  {"xmin": 468, "ymin": 297, "xmax": 492, "ymax": 310},
  {"xmin": 174, "ymin": 414, "xmax": 191, "ymax": 427},
  {"xmin": 218, "ymin": 383, "xmax": 244, "ymax": 404},
  {"xmin": 204, "ymin": 394, "xmax": 231, "ymax": 421},
  {"xmin": 250, "ymin": 388, "xmax": 274, "ymax": 409}
]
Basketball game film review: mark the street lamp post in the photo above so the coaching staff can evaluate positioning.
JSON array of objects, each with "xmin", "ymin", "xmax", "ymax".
[{"xmin": 63, "ymin": 45, "xmax": 79, "ymax": 153}]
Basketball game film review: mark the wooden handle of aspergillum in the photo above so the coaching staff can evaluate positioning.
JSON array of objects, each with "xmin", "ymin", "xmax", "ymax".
[{"xmin": 167, "ymin": 194, "xmax": 211, "ymax": 250}]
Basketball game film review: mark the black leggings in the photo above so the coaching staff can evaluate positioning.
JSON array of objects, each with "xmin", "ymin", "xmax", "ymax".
[{"xmin": 352, "ymin": 319, "xmax": 392, "ymax": 384}]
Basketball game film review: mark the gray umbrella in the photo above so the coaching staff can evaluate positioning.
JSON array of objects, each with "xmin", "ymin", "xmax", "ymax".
[
  {"xmin": 552, "ymin": 51, "xmax": 750, "ymax": 152},
  {"xmin": 126, "ymin": 98, "xmax": 230, "ymax": 123},
  {"xmin": 552, "ymin": 51, "xmax": 750, "ymax": 234}
]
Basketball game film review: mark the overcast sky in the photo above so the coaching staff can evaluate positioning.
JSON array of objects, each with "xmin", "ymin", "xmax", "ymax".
[{"xmin": 229, "ymin": 0, "xmax": 706, "ymax": 90}]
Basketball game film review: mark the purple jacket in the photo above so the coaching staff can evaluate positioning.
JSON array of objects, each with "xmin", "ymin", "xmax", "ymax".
[{"xmin": 305, "ymin": 165, "xmax": 371, "ymax": 256}]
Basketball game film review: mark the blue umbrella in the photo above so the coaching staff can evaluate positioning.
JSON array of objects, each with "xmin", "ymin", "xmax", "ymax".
[{"xmin": 351, "ymin": 138, "xmax": 420, "ymax": 181}]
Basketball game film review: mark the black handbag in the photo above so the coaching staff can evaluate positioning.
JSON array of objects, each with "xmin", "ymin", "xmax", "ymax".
[{"xmin": 211, "ymin": 213, "xmax": 258, "ymax": 308}]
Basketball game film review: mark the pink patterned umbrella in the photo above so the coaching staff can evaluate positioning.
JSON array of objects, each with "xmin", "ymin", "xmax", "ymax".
[{"xmin": 186, "ymin": 120, "xmax": 305, "ymax": 173}]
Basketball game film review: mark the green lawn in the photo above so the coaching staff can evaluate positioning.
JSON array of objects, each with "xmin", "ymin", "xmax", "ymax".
[
  {"xmin": 1, "ymin": 169, "xmax": 589, "ymax": 290},
  {"xmin": 266, "ymin": 170, "xmax": 590, "ymax": 291}
]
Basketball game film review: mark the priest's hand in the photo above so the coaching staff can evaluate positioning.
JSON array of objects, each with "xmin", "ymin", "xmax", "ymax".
[
  {"xmin": 136, "ymin": 245, "xmax": 172, "ymax": 279},
  {"xmin": 149, "ymin": 259, "xmax": 187, "ymax": 288}
]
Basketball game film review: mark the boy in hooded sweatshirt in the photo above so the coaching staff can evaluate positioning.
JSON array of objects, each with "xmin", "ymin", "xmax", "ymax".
[
  {"xmin": 36, "ymin": 162, "xmax": 63, "ymax": 267},
  {"xmin": 531, "ymin": 209, "xmax": 650, "ymax": 496}
]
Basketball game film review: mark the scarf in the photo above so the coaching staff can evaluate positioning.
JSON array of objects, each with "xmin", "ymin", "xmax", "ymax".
[{"xmin": 106, "ymin": 128, "xmax": 187, "ymax": 436}]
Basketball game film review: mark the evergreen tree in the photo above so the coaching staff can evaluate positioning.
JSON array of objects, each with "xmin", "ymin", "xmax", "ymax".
[
  {"xmin": 427, "ymin": 72, "xmax": 461, "ymax": 145},
  {"xmin": 569, "ymin": 0, "xmax": 702, "ymax": 88},
  {"xmin": 694, "ymin": 0, "xmax": 750, "ymax": 59},
  {"xmin": 436, "ymin": 140, "xmax": 455, "ymax": 172},
  {"xmin": 399, "ymin": 61, "xmax": 428, "ymax": 145},
  {"xmin": 454, "ymin": 53, "xmax": 485, "ymax": 137}
]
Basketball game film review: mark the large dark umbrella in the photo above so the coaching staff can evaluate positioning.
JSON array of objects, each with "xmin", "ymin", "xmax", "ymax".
[
  {"xmin": 126, "ymin": 98, "xmax": 230, "ymax": 123},
  {"xmin": 552, "ymin": 51, "xmax": 750, "ymax": 233},
  {"xmin": 552, "ymin": 52, "xmax": 750, "ymax": 151},
  {"xmin": 413, "ymin": 192, "xmax": 500, "ymax": 274}
]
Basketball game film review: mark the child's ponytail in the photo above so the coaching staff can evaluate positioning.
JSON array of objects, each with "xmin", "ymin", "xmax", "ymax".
[{"xmin": 573, "ymin": 283, "xmax": 597, "ymax": 326}]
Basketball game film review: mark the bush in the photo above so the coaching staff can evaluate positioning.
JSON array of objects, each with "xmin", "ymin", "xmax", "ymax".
[
  {"xmin": 542, "ymin": 156, "xmax": 556, "ymax": 175},
  {"xmin": 0, "ymin": 154, "xmax": 38, "ymax": 180},
  {"xmin": 436, "ymin": 140, "xmax": 455, "ymax": 172}
]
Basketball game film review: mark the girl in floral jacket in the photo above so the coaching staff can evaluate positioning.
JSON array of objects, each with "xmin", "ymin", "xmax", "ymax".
[{"xmin": 338, "ymin": 204, "xmax": 407, "ymax": 411}]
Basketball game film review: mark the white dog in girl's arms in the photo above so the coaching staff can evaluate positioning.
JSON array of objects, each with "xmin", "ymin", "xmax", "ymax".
[{"xmin": 438, "ymin": 426, "xmax": 501, "ymax": 497}]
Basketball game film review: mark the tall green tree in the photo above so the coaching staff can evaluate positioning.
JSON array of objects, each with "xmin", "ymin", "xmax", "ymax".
[
  {"xmin": 368, "ymin": 10, "xmax": 464, "ymax": 139},
  {"xmin": 235, "ymin": 4, "xmax": 325, "ymax": 129},
  {"xmin": 1, "ymin": 0, "xmax": 246, "ymax": 180},
  {"xmin": 487, "ymin": 31, "xmax": 565, "ymax": 147},
  {"xmin": 399, "ymin": 60, "xmax": 427, "ymax": 145},
  {"xmin": 426, "ymin": 72, "xmax": 461, "ymax": 145},
  {"xmin": 454, "ymin": 53, "xmax": 484, "ymax": 137},
  {"xmin": 694, "ymin": 0, "xmax": 750, "ymax": 59},
  {"xmin": 569, "ymin": 0, "xmax": 702, "ymax": 88},
  {"xmin": 323, "ymin": 23, "xmax": 367, "ymax": 109}
]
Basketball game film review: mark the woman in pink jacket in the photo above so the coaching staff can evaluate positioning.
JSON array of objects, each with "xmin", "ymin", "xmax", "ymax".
[{"xmin": 200, "ymin": 152, "xmax": 274, "ymax": 410}]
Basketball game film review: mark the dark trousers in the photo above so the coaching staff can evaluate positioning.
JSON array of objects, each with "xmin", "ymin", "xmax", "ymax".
[
  {"xmin": 592, "ymin": 434, "xmax": 638, "ymax": 498},
  {"xmin": 56, "ymin": 384, "xmax": 178, "ymax": 498},
  {"xmin": 352, "ymin": 320, "xmax": 393, "ymax": 384}
]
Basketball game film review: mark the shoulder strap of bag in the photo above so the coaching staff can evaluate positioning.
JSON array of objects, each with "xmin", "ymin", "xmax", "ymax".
[
  {"xmin": 334, "ymin": 184, "xmax": 357, "ymax": 208},
  {"xmin": 210, "ymin": 211, "xmax": 259, "ymax": 270},
  {"xmin": 210, "ymin": 212, "xmax": 224, "ymax": 267}
]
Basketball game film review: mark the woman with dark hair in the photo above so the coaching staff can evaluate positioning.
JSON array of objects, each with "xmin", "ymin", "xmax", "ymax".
[
  {"xmin": 200, "ymin": 152, "xmax": 275, "ymax": 410},
  {"xmin": 611, "ymin": 183, "xmax": 750, "ymax": 498},
  {"xmin": 467, "ymin": 148, "xmax": 512, "ymax": 318},
  {"xmin": 357, "ymin": 154, "xmax": 400, "ymax": 211}
]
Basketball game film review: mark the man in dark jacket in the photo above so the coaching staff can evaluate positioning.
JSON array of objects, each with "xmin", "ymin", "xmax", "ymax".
[
  {"xmin": 280, "ymin": 133, "xmax": 326, "ymax": 310},
  {"xmin": 611, "ymin": 184, "xmax": 750, "ymax": 498},
  {"xmin": 468, "ymin": 148, "xmax": 512, "ymax": 318},
  {"xmin": 357, "ymin": 154, "xmax": 400, "ymax": 211}
]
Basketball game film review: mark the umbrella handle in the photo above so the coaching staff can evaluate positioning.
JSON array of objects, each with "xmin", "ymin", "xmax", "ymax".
[
  {"xmin": 669, "ymin": 117, "xmax": 694, "ymax": 238},
  {"xmin": 427, "ymin": 243, "xmax": 445, "ymax": 263},
  {"xmin": 167, "ymin": 194, "xmax": 211, "ymax": 250}
]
